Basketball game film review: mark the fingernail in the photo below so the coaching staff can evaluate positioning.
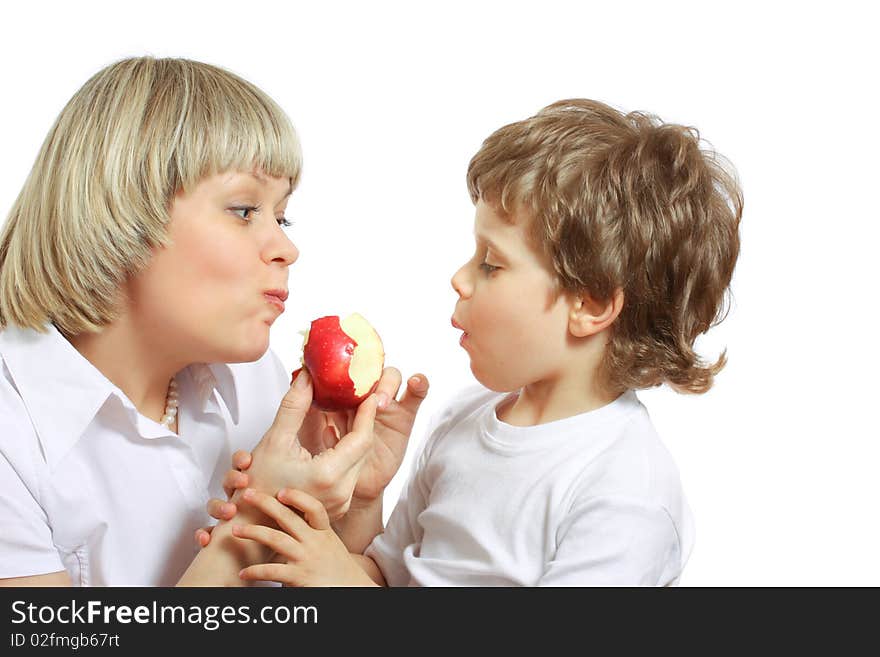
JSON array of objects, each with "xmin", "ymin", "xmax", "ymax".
[
  {"xmin": 293, "ymin": 368, "xmax": 310, "ymax": 389},
  {"xmin": 376, "ymin": 392, "xmax": 390, "ymax": 409},
  {"xmin": 243, "ymin": 488, "xmax": 255, "ymax": 500}
]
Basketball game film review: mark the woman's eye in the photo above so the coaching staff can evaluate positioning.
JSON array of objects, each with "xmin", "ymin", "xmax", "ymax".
[
  {"xmin": 231, "ymin": 206, "xmax": 258, "ymax": 220},
  {"xmin": 277, "ymin": 216, "xmax": 292, "ymax": 228},
  {"xmin": 479, "ymin": 262, "xmax": 500, "ymax": 275}
]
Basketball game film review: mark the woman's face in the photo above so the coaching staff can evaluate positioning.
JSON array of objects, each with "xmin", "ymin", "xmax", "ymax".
[{"xmin": 127, "ymin": 170, "xmax": 298, "ymax": 364}]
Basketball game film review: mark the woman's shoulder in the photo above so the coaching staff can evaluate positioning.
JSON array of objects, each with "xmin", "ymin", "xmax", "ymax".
[{"xmin": 0, "ymin": 353, "xmax": 43, "ymax": 467}]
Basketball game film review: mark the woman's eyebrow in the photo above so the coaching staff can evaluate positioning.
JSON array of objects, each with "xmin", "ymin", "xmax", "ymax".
[{"xmin": 248, "ymin": 172, "xmax": 293, "ymax": 202}]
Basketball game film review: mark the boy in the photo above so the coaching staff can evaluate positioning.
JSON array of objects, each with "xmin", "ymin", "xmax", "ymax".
[{"xmin": 222, "ymin": 98, "xmax": 742, "ymax": 586}]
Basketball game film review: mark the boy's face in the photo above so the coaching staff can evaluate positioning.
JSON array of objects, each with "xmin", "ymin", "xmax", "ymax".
[{"xmin": 451, "ymin": 200, "xmax": 573, "ymax": 392}]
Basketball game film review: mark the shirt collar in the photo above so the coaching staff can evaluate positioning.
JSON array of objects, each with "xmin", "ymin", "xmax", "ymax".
[{"xmin": 0, "ymin": 323, "xmax": 240, "ymax": 468}]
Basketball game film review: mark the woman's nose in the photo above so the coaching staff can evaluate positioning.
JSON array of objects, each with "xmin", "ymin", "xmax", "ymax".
[{"xmin": 268, "ymin": 228, "xmax": 299, "ymax": 267}]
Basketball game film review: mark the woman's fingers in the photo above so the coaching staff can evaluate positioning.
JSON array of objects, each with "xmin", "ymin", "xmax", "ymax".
[
  {"xmin": 321, "ymin": 417, "xmax": 340, "ymax": 451},
  {"xmin": 268, "ymin": 368, "xmax": 314, "ymax": 441},
  {"xmin": 330, "ymin": 393, "xmax": 380, "ymax": 469},
  {"xmin": 278, "ymin": 488, "xmax": 331, "ymax": 530}
]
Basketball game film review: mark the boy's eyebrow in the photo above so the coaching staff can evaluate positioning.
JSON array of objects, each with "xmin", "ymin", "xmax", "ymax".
[{"xmin": 475, "ymin": 234, "xmax": 509, "ymax": 260}]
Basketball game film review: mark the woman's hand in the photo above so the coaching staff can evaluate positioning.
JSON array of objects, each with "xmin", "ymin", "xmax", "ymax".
[
  {"xmin": 298, "ymin": 367, "xmax": 429, "ymax": 509},
  {"xmin": 197, "ymin": 367, "xmax": 428, "ymax": 548},
  {"xmin": 238, "ymin": 369, "xmax": 385, "ymax": 520},
  {"xmin": 233, "ymin": 488, "xmax": 377, "ymax": 587}
]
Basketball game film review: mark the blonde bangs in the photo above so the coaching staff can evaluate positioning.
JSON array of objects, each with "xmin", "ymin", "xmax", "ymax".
[
  {"xmin": 0, "ymin": 57, "xmax": 302, "ymax": 336},
  {"xmin": 162, "ymin": 60, "xmax": 303, "ymax": 193}
]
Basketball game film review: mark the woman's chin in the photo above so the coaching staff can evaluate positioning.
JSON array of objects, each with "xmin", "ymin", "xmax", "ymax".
[{"xmin": 214, "ymin": 333, "xmax": 271, "ymax": 364}]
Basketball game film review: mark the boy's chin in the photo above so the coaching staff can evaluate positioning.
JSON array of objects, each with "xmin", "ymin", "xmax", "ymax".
[{"xmin": 469, "ymin": 363, "xmax": 522, "ymax": 393}]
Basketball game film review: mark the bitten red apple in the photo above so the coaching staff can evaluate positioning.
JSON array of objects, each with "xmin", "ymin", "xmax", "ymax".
[{"xmin": 296, "ymin": 313, "xmax": 385, "ymax": 411}]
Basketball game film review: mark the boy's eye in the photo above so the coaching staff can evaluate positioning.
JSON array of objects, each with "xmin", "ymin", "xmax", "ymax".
[{"xmin": 479, "ymin": 261, "xmax": 500, "ymax": 275}]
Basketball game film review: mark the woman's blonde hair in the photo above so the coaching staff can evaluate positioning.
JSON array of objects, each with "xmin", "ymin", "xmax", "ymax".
[
  {"xmin": 468, "ymin": 99, "xmax": 742, "ymax": 395},
  {"xmin": 0, "ymin": 56, "xmax": 302, "ymax": 335}
]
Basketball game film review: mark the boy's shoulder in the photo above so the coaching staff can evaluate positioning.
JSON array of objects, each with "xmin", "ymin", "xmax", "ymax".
[{"xmin": 575, "ymin": 395, "xmax": 688, "ymax": 507}]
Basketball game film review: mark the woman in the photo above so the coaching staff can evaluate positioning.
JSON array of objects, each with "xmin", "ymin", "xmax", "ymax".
[{"xmin": 0, "ymin": 56, "xmax": 427, "ymax": 586}]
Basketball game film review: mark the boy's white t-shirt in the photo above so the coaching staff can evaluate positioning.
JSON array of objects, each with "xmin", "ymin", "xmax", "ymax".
[{"xmin": 366, "ymin": 385, "xmax": 695, "ymax": 586}]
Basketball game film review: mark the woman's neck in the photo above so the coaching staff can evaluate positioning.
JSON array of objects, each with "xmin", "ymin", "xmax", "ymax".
[{"xmin": 65, "ymin": 314, "xmax": 183, "ymax": 426}]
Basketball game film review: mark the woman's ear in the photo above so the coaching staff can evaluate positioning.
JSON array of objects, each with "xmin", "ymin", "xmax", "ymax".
[{"xmin": 568, "ymin": 288, "xmax": 624, "ymax": 338}]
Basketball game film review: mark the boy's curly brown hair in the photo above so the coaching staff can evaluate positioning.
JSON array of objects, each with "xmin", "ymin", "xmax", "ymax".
[{"xmin": 467, "ymin": 99, "xmax": 742, "ymax": 394}]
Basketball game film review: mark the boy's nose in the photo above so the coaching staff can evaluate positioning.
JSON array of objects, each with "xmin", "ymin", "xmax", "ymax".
[{"xmin": 451, "ymin": 264, "xmax": 471, "ymax": 298}]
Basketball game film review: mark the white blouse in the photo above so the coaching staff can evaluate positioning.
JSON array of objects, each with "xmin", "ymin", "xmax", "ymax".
[{"xmin": 0, "ymin": 323, "xmax": 289, "ymax": 585}]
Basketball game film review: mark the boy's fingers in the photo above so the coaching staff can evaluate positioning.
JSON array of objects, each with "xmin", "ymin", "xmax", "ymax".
[
  {"xmin": 278, "ymin": 488, "xmax": 331, "ymax": 530},
  {"xmin": 239, "ymin": 563, "xmax": 299, "ymax": 584},
  {"xmin": 223, "ymin": 470, "xmax": 248, "ymax": 498},
  {"xmin": 207, "ymin": 498, "xmax": 236, "ymax": 521},
  {"xmin": 241, "ymin": 488, "xmax": 309, "ymax": 538},
  {"xmin": 232, "ymin": 450, "xmax": 252, "ymax": 471},
  {"xmin": 231, "ymin": 524, "xmax": 298, "ymax": 559},
  {"xmin": 195, "ymin": 528, "xmax": 211, "ymax": 548},
  {"xmin": 374, "ymin": 367, "xmax": 402, "ymax": 404},
  {"xmin": 398, "ymin": 374, "xmax": 429, "ymax": 415}
]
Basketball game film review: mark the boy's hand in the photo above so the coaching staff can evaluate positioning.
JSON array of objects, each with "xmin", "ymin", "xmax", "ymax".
[
  {"xmin": 194, "ymin": 451, "xmax": 255, "ymax": 548},
  {"xmin": 233, "ymin": 488, "xmax": 377, "ymax": 587}
]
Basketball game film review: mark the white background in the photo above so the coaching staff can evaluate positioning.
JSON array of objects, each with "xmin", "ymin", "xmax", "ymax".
[{"xmin": 1, "ymin": 1, "xmax": 877, "ymax": 586}]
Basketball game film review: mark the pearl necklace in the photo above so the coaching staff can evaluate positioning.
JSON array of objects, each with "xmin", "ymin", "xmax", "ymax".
[{"xmin": 159, "ymin": 377, "xmax": 179, "ymax": 428}]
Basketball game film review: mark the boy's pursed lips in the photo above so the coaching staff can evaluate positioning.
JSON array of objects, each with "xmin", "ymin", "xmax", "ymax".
[{"xmin": 451, "ymin": 316, "xmax": 470, "ymax": 348}]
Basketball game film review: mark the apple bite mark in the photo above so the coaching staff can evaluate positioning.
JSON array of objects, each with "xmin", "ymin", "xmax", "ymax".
[
  {"xmin": 341, "ymin": 313, "xmax": 385, "ymax": 397},
  {"xmin": 300, "ymin": 313, "xmax": 385, "ymax": 411}
]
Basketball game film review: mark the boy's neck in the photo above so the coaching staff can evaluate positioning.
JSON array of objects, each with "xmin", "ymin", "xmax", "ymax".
[{"xmin": 497, "ymin": 375, "xmax": 622, "ymax": 427}]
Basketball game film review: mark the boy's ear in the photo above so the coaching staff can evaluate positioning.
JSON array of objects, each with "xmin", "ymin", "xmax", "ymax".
[{"xmin": 568, "ymin": 288, "xmax": 624, "ymax": 338}]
